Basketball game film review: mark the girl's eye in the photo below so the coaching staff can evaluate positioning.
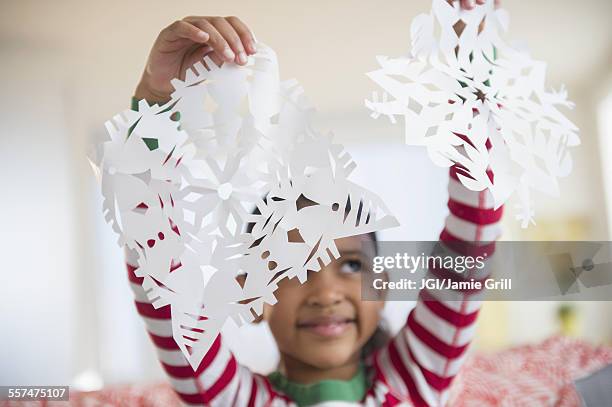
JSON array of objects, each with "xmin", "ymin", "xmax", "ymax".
[{"xmin": 340, "ymin": 259, "xmax": 363, "ymax": 274}]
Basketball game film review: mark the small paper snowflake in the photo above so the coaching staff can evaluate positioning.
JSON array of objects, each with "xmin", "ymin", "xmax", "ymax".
[{"xmin": 366, "ymin": 0, "xmax": 579, "ymax": 226}]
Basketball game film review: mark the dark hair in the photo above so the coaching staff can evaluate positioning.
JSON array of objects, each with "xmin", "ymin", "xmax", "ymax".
[{"xmin": 362, "ymin": 323, "xmax": 391, "ymax": 358}]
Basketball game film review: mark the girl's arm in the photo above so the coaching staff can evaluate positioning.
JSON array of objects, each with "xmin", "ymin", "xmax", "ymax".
[
  {"xmin": 375, "ymin": 2, "xmax": 503, "ymax": 404},
  {"xmin": 126, "ymin": 247, "xmax": 284, "ymax": 406},
  {"xmin": 373, "ymin": 162, "xmax": 502, "ymax": 406}
]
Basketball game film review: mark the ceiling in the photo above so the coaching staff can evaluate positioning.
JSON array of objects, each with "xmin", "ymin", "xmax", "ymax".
[{"xmin": 1, "ymin": 0, "xmax": 610, "ymax": 114}]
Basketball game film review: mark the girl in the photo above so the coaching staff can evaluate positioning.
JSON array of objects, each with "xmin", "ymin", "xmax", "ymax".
[{"xmin": 128, "ymin": 1, "xmax": 502, "ymax": 405}]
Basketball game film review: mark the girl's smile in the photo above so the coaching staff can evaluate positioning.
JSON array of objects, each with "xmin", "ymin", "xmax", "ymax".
[{"xmin": 296, "ymin": 314, "xmax": 357, "ymax": 339}]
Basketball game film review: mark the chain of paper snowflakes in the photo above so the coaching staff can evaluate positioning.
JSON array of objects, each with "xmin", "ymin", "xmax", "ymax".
[
  {"xmin": 366, "ymin": 0, "xmax": 580, "ymax": 227},
  {"xmin": 93, "ymin": 45, "xmax": 398, "ymax": 369}
]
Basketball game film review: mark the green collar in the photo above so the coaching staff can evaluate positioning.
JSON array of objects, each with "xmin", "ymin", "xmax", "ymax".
[{"xmin": 267, "ymin": 364, "xmax": 368, "ymax": 407}]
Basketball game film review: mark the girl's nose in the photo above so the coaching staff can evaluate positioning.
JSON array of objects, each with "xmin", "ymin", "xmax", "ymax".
[{"xmin": 305, "ymin": 270, "xmax": 345, "ymax": 307}]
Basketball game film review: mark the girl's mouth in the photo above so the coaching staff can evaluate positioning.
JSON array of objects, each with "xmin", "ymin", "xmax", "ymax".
[{"xmin": 296, "ymin": 316, "xmax": 356, "ymax": 338}]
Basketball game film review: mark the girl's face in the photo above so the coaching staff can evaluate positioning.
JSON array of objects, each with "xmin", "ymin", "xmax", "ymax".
[{"xmin": 263, "ymin": 234, "xmax": 384, "ymax": 374}]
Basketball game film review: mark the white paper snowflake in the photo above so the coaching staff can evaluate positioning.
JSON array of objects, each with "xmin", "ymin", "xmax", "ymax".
[
  {"xmin": 92, "ymin": 44, "xmax": 398, "ymax": 369},
  {"xmin": 366, "ymin": 0, "xmax": 579, "ymax": 227}
]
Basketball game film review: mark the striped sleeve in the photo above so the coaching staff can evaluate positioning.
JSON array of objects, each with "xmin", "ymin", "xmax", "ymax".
[
  {"xmin": 125, "ymin": 249, "xmax": 285, "ymax": 407},
  {"xmin": 373, "ymin": 164, "xmax": 503, "ymax": 406}
]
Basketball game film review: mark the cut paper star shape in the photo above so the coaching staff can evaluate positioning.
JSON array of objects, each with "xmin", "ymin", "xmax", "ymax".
[
  {"xmin": 92, "ymin": 44, "xmax": 398, "ymax": 369},
  {"xmin": 366, "ymin": 0, "xmax": 580, "ymax": 227}
]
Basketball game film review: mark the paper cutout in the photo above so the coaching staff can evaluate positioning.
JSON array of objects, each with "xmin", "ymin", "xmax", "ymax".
[
  {"xmin": 92, "ymin": 44, "xmax": 398, "ymax": 369},
  {"xmin": 366, "ymin": 0, "xmax": 580, "ymax": 227}
]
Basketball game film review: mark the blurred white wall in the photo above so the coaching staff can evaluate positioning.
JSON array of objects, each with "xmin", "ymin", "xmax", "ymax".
[
  {"xmin": 1, "ymin": 0, "xmax": 611, "ymax": 387},
  {"xmin": 0, "ymin": 44, "xmax": 78, "ymax": 384},
  {"xmin": 598, "ymin": 75, "xmax": 612, "ymax": 239}
]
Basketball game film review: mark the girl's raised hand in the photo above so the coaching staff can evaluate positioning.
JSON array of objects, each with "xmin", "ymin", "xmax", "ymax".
[
  {"xmin": 447, "ymin": 0, "xmax": 501, "ymax": 36},
  {"xmin": 455, "ymin": 0, "xmax": 501, "ymax": 10},
  {"xmin": 135, "ymin": 16, "xmax": 256, "ymax": 103}
]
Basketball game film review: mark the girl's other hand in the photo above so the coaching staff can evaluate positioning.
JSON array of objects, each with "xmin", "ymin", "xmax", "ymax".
[
  {"xmin": 448, "ymin": 0, "xmax": 501, "ymax": 36},
  {"xmin": 135, "ymin": 16, "xmax": 256, "ymax": 103},
  {"xmin": 455, "ymin": 0, "xmax": 501, "ymax": 10}
]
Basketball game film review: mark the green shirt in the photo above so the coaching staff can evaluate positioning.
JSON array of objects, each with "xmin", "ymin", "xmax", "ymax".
[{"xmin": 267, "ymin": 364, "xmax": 369, "ymax": 407}]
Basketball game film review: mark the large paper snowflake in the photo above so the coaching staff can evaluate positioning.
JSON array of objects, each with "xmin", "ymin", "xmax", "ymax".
[
  {"xmin": 366, "ymin": 0, "xmax": 580, "ymax": 227},
  {"xmin": 92, "ymin": 44, "xmax": 398, "ymax": 369}
]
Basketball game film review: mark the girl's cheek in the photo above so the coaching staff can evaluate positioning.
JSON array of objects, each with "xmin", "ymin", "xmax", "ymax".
[
  {"xmin": 267, "ymin": 304, "xmax": 297, "ymax": 330},
  {"xmin": 360, "ymin": 303, "xmax": 384, "ymax": 333}
]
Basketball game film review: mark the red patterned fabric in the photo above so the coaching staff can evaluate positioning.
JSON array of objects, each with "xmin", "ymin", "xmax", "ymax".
[
  {"xmin": 447, "ymin": 336, "xmax": 612, "ymax": 406},
  {"xmin": 4, "ymin": 336, "xmax": 609, "ymax": 407}
]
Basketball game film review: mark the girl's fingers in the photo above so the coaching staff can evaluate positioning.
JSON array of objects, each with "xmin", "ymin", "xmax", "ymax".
[
  {"xmin": 449, "ymin": 0, "xmax": 493, "ymax": 10},
  {"xmin": 226, "ymin": 16, "xmax": 257, "ymax": 55},
  {"xmin": 199, "ymin": 46, "xmax": 225, "ymax": 68},
  {"xmin": 190, "ymin": 45, "xmax": 224, "ymax": 69},
  {"xmin": 185, "ymin": 17, "xmax": 235, "ymax": 63},
  {"xmin": 165, "ymin": 20, "xmax": 209, "ymax": 43},
  {"xmin": 190, "ymin": 44, "xmax": 213, "ymax": 63},
  {"xmin": 460, "ymin": 0, "xmax": 474, "ymax": 10},
  {"xmin": 459, "ymin": 0, "xmax": 495, "ymax": 10},
  {"xmin": 207, "ymin": 51, "xmax": 225, "ymax": 68},
  {"xmin": 209, "ymin": 17, "xmax": 248, "ymax": 65}
]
